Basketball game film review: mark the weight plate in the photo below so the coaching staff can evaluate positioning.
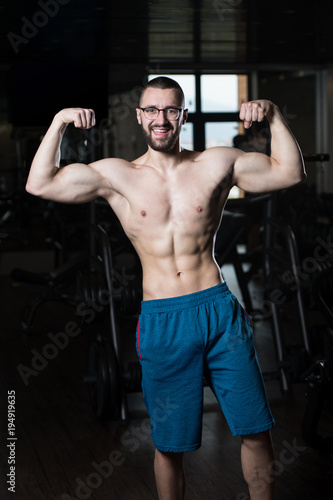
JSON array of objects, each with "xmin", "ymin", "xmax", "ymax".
[
  {"xmin": 126, "ymin": 362, "xmax": 142, "ymax": 392},
  {"xmin": 86, "ymin": 341, "xmax": 109, "ymax": 420},
  {"xmin": 86, "ymin": 340, "xmax": 120, "ymax": 421},
  {"xmin": 105, "ymin": 343, "xmax": 120, "ymax": 420}
]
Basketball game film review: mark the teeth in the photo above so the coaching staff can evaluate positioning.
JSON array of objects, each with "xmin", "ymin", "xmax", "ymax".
[{"xmin": 153, "ymin": 129, "xmax": 169, "ymax": 133}]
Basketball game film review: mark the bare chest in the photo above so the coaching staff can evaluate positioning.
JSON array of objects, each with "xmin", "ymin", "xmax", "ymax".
[{"xmin": 122, "ymin": 169, "xmax": 227, "ymax": 236}]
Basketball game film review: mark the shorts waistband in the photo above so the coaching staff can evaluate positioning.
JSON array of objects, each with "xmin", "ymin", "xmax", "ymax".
[{"xmin": 140, "ymin": 282, "xmax": 230, "ymax": 313}]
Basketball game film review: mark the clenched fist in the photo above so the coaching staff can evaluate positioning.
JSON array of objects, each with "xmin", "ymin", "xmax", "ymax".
[
  {"xmin": 55, "ymin": 107, "xmax": 96, "ymax": 129},
  {"xmin": 239, "ymin": 100, "xmax": 275, "ymax": 129}
]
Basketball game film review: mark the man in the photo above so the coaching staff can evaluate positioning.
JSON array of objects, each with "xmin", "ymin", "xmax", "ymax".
[{"xmin": 26, "ymin": 76, "xmax": 306, "ymax": 500}]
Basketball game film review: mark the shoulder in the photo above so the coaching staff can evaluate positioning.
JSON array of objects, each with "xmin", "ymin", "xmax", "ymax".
[
  {"xmin": 89, "ymin": 157, "xmax": 138, "ymax": 182},
  {"xmin": 88, "ymin": 158, "xmax": 136, "ymax": 197},
  {"xmin": 199, "ymin": 146, "xmax": 241, "ymax": 162},
  {"xmin": 91, "ymin": 157, "xmax": 133, "ymax": 172},
  {"xmin": 195, "ymin": 147, "xmax": 242, "ymax": 177}
]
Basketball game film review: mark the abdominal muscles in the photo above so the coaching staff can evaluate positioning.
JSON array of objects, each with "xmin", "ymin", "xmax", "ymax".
[{"xmin": 124, "ymin": 207, "xmax": 222, "ymax": 299}]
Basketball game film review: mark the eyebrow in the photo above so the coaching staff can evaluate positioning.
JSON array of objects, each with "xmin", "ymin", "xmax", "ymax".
[{"xmin": 141, "ymin": 105, "xmax": 179, "ymax": 108}]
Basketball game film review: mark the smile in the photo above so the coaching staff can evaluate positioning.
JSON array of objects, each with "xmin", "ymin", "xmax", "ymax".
[{"xmin": 151, "ymin": 128, "xmax": 171, "ymax": 136}]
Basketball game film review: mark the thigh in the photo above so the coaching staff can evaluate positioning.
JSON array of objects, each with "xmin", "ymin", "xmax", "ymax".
[
  {"xmin": 137, "ymin": 308, "xmax": 205, "ymax": 452},
  {"xmin": 205, "ymin": 293, "xmax": 275, "ymax": 436}
]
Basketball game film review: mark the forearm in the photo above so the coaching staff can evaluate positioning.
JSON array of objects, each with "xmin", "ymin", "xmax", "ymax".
[
  {"xmin": 267, "ymin": 104, "xmax": 306, "ymax": 182},
  {"xmin": 26, "ymin": 114, "xmax": 67, "ymax": 196}
]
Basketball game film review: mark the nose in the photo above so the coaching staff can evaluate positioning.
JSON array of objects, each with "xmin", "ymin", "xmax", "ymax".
[{"xmin": 155, "ymin": 109, "xmax": 169, "ymax": 124}]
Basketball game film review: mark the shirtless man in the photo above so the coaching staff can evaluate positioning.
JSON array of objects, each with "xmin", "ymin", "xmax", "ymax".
[{"xmin": 26, "ymin": 77, "xmax": 306, "ymax": 500}]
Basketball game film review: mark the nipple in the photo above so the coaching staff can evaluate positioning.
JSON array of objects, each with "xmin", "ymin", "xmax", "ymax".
[
  {"xmin": 141, "ymin": 210, "xmax": 147, "ymax": 217},
  {"xmin": 196, "ymin": 206, "xmax": 203, "ymax": 212}
]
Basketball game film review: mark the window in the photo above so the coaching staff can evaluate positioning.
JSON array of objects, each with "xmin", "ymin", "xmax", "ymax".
[
  {"xmin": 201, "ymin": 75, "xmax": 239, "ymax": 112},
  {"xmin": 205, "ymin": 122, "xmax": 239, "ymax": 148},
  {"xmin": 180, "ymin": 122, "xmax": 194, "ymax": 151}
]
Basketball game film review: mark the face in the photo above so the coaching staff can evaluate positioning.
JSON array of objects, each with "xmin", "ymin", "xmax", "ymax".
[{"xmin": 136, "ymin": 87, "xmax": 188, "ymax": 152}]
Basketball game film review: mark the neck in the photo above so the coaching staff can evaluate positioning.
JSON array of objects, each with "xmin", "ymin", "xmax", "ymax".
[{"xmin": 145, "ymin": 143, "xmax": 185, "ymax": 170}]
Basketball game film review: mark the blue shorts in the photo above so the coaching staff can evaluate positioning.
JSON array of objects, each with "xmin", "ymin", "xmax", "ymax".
[{"xmin": 136, "ymin": 282, "xmax": 275, "ymax": 453}]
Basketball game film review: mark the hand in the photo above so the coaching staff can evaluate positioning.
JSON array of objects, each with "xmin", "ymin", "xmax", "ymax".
[
  {"xmin": 239, "ymin": 100, "xmax": 274, "ymax": 129},
  {"xmin": 55, "ymin": 107, "xmax": 96, "ymax": 129}
]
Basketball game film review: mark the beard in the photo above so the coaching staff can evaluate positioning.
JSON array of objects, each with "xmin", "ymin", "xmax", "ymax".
[{"xmin": 140, "ymin": 123, "xmax": 181, "ymax": 152}]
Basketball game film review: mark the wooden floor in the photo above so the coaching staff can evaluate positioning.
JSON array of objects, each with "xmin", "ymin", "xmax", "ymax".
[{"xmin": 0, "ymin": 263, "xmax": 333, "ymax": 500}]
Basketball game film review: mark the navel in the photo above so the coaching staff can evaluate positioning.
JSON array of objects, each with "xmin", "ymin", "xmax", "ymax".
[
  {"xmin": 141, "ymin": 210, "xmax": 147, "ymax": 217},
  {"xmin": 177, "ymin": 271, "xmax": 182, "ymax": 277}
]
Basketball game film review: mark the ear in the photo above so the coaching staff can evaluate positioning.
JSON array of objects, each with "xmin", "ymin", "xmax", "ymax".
[
  {"xmin": 182, "ymin": 109, "xmax": 188, "ymax": 125},
  {"xmin": 136, "ymin": 108, "xmax": 142, "ymax": 125}
]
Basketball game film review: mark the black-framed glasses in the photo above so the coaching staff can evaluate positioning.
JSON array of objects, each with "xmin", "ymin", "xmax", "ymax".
[{"xmin": 139, "ymin": 107, "xmax": 184, "ymax": 121}]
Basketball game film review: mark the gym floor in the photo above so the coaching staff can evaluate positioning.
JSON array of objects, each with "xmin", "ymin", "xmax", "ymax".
[{"xmin": 0, "ymin": 258, "xmax": 332, "ymax": 500}]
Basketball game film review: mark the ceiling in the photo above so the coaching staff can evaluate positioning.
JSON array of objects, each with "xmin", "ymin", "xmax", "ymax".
[{"xmin": 0, "ymin": 0, "xmax": 333, "ymax": 68}]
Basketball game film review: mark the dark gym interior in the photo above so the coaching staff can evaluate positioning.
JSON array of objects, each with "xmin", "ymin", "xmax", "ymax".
[{"xmin": 1, "ymin": 1, "xmax": 333, "ymax": 499}]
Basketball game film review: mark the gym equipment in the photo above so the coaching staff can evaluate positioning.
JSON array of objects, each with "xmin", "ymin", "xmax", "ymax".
[
  {"xmin": 214, "ymin": 210, "xmax": 254, "ymax": 312},
  {"xmin": 12, "ymin": 254, "xmax": 87, "ymax": 332},
  {"xmin": 260, "ymin": 153, "xmax": 333, "ymax": 395},
  {"xmin": 227, "ymin": 182, "xmax": 328, "ymax": 392},
  {"xmin": 10, "ymin": 128, "xmax": 102, "ymax": 332},
  {"xmin": 83, "ymin": 223, "xmax": 142, "ymax": 421},
  {"xmin": 301, "ymin": 265, "xmax": 333, "ymax": 452},
  {"xmin": 85, "ymin": 336, "xmax": 120, "ymax": 420},
  {"xmin": 262, "ymin": 190, "xmax": 312, "ymax": 391},
  {"xmin": 10, "ymin": 200, "xmax": 89, "ymax": 333},
  {"xmin": 84, "ymin": 335, "xmax": 143, "ymax": 421}
]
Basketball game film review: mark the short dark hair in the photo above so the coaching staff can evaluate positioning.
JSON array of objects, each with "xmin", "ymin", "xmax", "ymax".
[{"xmin": 139, "ymin": 76, "xmax": 185, "ymax": 106}]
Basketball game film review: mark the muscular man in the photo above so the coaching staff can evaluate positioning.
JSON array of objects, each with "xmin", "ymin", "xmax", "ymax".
[{"xmin": 26, "ymin": 77, "xmax": 306, "ymax": 500}]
